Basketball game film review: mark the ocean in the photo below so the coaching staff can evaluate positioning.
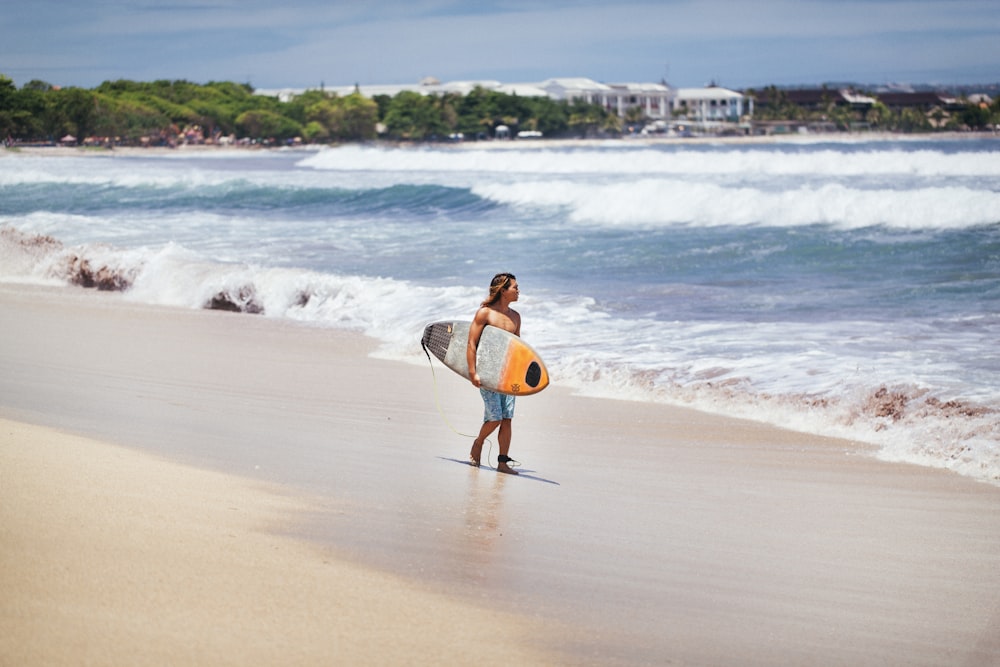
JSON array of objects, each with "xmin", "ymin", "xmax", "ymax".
[{"xmin": 2, "ymin": 137, "xmax": 998, "ymax": 484}]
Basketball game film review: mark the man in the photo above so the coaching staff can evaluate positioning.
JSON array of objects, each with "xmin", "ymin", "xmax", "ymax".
[{"xmin": 467, "ymin": 272, "xmax": 521, "ymax": 475}]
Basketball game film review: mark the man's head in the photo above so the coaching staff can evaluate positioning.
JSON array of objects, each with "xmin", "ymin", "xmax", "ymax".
[{"xmin": 483, "ymin": 272, "xmax": 518, "ymax": 306}]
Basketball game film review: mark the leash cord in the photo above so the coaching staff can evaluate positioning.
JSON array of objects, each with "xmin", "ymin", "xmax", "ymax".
[{"xmin": 422, "ymin": 340, "xmax": 498, "ymax": 469}]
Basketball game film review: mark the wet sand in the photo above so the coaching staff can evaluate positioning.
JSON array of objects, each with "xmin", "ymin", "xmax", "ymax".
[{"xmin": 1, "ymin": 282, "xmax": 999, "ymax": 665}]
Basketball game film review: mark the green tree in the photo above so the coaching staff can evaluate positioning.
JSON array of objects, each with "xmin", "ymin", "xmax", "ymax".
[
  {"xmin": 301, "ymin": 120, "xmax": 329, "ymax": 142},
  {"xmin": 371, "ymin": 94, "xmax": 392, "ymax": 124},
  {"xmin": 52, "ymin": 87, "xmax": 97, "ymax": 140},
  {"xmin": 283, "ymin": 88, "xmax": 333, "ymax": 126},
  {"xmin": 567, "ymin": 99, "xmax": 613, "ymax": 137},
  {"xmin": 753, "ymin": 86, "xmax": 805, "ymax": 122},
  {"xmin": 826, "ymin": 103, "xmax": 854, "ymax": 131},
  {"xmin": 383, "ymin": 90, "xmax": 449, "ymax": 140},
  {"xmin": 305, "ymin": 97, "xmax": 340, "ymax": 133},
  {"xmin": 335, "ymin": 92, "xmax": 378, "ymax": 140},
  {"xmin": 235, "ymin": 109, "xmax": 302, "ymax": 141},
  {"xmin": 455, "ymin": 86, "xmax": 494, "ymax": 136},
  {"xmin": 0, "ymin": 75, "xmax": 17, "ymax": 139},
  {"xmin": 959, "ymin": 103, "xmax": 991, "ymax": 130},
  {"xmin": 8, "ymin": 80, "xmax": 57, "ymax": 141},
  {"xmin": 865, "ymin": 101, "xmax": 890, "ymax": 129},
  {"xmin": 305, "ymin": 92, "xmax": 378, "ymax": 141},
  {"xmin": 527, "ymin": 98, "xmax": 568, "ymax": 136},
  {"xmin": 91, "ymin": 94, "xmax": 170, "ymax": 142},
  {"xmin": 896, "ymin": 107, "xmax": 930, "ymax": 132}
]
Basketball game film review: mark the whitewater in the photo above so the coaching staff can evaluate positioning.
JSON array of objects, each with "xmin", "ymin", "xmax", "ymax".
[{"xmin": 1, "ymin": 137, "xmax": 998, "ymax": 484}]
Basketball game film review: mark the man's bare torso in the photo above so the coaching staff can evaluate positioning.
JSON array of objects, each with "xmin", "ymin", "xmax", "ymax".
[{"xmin": 477, "ymin": 305, "xmax": 520, "ymax": 336}]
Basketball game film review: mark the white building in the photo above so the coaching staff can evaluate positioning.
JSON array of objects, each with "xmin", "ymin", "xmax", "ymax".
[
  {"xmin": 533, "ymin": 78, "xmax": 671, "ymax": 119},
  {"xmin": 256, "ymin": 78, "xmax": 750, "ymax": 123},
  {"xmin": 670, "ymin": 86, "xmax": 753, "ymax": 122}
]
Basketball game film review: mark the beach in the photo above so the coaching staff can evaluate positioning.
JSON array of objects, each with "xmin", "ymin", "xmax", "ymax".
[
  {"xmin": 6, "ymin": 130, "xmax": 996, "ymax": 159},
  {"xmin": 0, "ymin": 419, "xmax": 559, "ymax": 666},
  {"xmin": 2, "ymin": 282, "xmax": 999, "ymax": 665},
  {"xmin": 0, "ymin": 284, "xmax": 562, "ymax": 665}
]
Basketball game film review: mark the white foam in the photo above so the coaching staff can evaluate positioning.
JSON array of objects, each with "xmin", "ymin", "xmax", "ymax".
[
  {"xmin": 299, "ymin": 143, "xmax": 1000, "ymax": 178},
  {"xmin": 471, "ymin": 179, "xmax": 1000, "ymax": 230}
]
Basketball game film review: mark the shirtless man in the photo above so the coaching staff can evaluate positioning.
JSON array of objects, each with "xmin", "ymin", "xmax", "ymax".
[{"xmin": 467, "ymin": 272, "xmax": 521, "ymax": 475}]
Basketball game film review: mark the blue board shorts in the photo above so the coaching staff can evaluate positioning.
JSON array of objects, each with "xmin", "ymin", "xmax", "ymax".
[{"xmin": 481, "ymin": 388, "xmax": 515, "ymax": 422}]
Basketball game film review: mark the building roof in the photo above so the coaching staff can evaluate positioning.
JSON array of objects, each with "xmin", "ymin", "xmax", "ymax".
[
  {"xmin": 673, "ymin": 87, "xmax": 745, "ymax": 100},
  {"xmin": 539, "ymin": 77, "xmax": 612, "ymax": 90},
  {"xmin": 495, "ymin": 83, "xmax": 550, "ymax": 97},
  {"xmin": 607, "ymin": 82, "xmax": 670, "ymax": 93},
  {"xmin": 771, "ymin": 88, "xmax": 874, "ymax": 107},
  {"xmin": 875, "ymin": 91, "xmax": 956, "ymax": 107}
]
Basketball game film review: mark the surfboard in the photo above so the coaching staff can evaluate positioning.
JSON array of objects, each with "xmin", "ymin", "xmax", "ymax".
[{"xmin": 421, "ymin": 321, "xmax": 549, "ymax": 396}]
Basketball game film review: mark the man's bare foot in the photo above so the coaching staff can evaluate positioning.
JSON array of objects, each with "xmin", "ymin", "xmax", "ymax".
[
  {"xmin": 496, "ymin": 454, "xmax": 519, "ymax": 475},
  {"xmin": 469, "ymin": 440, "xmax": 483, "ymax": 467},
  {"xmin": 496, "ymin": 461, "xmax": 519, "ymax": 475}
]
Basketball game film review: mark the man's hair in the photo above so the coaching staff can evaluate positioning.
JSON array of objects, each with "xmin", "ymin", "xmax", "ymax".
[{"xmin": 482, "ymin": 272, "xmax": 516, "ymax": 307}]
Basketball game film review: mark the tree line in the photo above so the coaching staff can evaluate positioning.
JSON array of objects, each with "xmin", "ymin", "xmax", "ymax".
[
  {"xmin": 0, "ymin": 75, "xmax": 621, "ymax": 146},
  {"xmin": 1, "ymin": 74, "xmax": 996, "ymax": 146}
]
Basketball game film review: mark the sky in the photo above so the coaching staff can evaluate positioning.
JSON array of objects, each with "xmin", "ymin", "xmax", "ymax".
[{"xmin": 4, "ymin": 0, "xmax": 999, "ymax": 91}]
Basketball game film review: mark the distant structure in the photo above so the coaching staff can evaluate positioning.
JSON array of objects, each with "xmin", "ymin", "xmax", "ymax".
[
  {"xmin": 256, "ymin": 77, "xmax": 753, "ymax": 124},
  {"xmin": 779, "ymin": 88, "xmax": 878, "ymax": 111},
  {"xmin": 670, "ymin": 85, "xmax": 754, "ymax": 122}
]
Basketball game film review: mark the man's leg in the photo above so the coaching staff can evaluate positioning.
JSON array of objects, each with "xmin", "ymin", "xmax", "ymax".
[
  {"xmin": 496, "ymin": 418, "xmax": 518, "ymax": 475},
  {"xmin": 470, "ymin": 420, "xmax": 500, "ymax": 467}
]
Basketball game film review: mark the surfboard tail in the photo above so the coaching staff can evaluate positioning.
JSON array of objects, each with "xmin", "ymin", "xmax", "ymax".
[
  {"xmin": 499, "ymin": 342, "xmax": 549, "ymax": 395},
  {"xmin": 421, "ymin": 322, "xmax": 454, "ymax": 363}
]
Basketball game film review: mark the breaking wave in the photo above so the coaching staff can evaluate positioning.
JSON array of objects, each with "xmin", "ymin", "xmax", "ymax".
[{"xmin": 2, "ymin": 225, "xmax": 998, "ymax": 486}]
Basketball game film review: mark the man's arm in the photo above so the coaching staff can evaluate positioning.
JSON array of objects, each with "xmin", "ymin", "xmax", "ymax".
[{"xmin": 467, "ymin": 308, "xmax": 489, "ymax": 387}]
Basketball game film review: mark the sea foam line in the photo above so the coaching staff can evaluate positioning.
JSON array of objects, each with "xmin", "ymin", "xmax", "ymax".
[
  {"xmin": 299, "ymin": 144, "xmax": 1000, "ymax": 178},
  {"xmin": 472, "ymin": 179, "xmax": 1000, "ymax": 230}
]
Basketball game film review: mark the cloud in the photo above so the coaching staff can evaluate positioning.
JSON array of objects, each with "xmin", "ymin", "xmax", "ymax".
[{"xmin": 3, "ymin": 0, "xmax": 998, "ymax": 88}]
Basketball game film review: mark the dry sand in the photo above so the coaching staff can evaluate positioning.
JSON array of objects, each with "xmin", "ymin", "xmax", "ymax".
[
  {"xmin": 0, "ymin": 419, "xmax": 557, "ymax": 666},
  {"xmin": 1, "ymin": 282, "xmax": 999, "ymax": 666}
]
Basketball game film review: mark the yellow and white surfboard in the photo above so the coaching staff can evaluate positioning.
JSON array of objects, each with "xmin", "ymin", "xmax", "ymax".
[{"xmin": 421, "ymin": 321, "xmax": 549, "ymax": 396}]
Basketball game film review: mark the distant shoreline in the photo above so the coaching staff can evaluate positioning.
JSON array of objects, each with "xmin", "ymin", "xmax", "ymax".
[{"xmin": 4, "ymin": 130, "xmax": 997, "ymax": 157}]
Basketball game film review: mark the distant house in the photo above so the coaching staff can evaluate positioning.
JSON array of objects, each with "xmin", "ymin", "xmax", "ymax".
[
  {"xmin": 531, "ymin": 77, "xmax": 611, "ymax": 104},
  {"xmin": 773, "ymin": 88, "xmax": 876, "ymax": 111},
  {"xmin": 531, "ymin": 78, "xmax": 671, "ymax": 119},
  {"xmin": 671, "ymin": 86, "xmax": 753, "ymax": 122},
  {"xmin": 608, "ymin": 82, "xmax": 672, "ymax": 119}
]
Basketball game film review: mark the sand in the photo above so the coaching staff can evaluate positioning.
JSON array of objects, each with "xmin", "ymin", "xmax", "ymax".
[
  {"xmin": 0, "ymin": 419, "xmax": 556, "ymax": 666},
  {"xmin": 5, "ymin": 130, "xmax": 996, "ymax": 160},
  {"xmin": 2, "ymin": 282, "xmax": 999, "ymax": 665}
]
